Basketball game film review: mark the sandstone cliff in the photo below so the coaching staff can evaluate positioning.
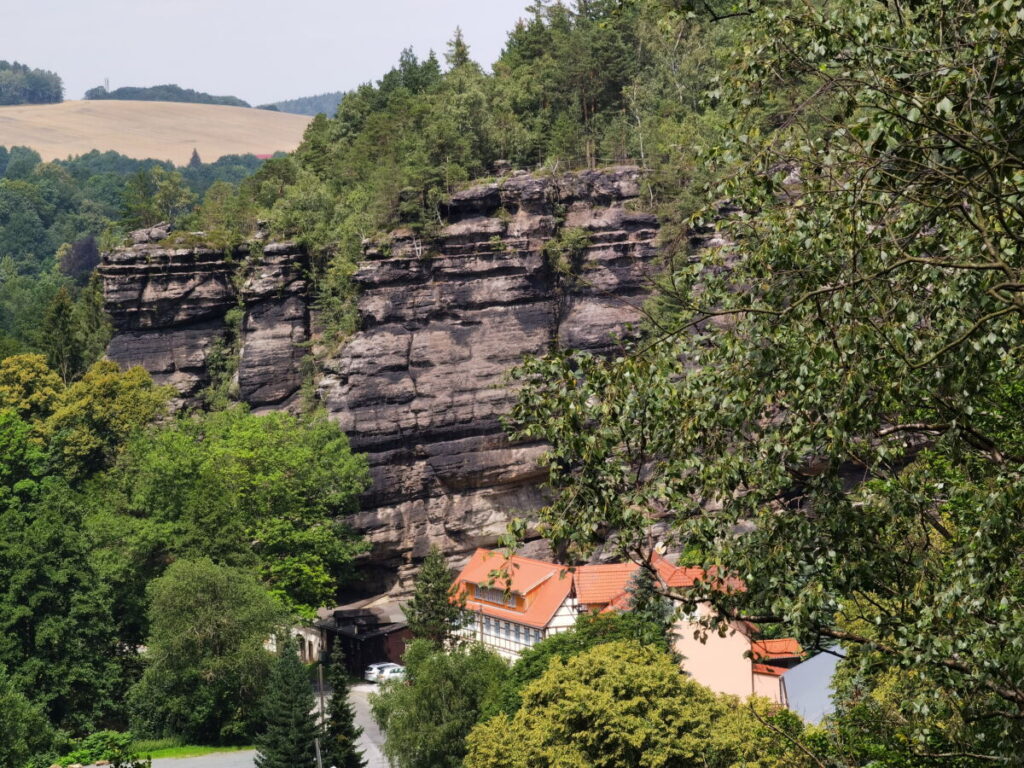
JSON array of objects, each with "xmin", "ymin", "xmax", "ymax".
[{"xmin": 100, "ymin": 167, "xmax": 660, "ymax": 592}]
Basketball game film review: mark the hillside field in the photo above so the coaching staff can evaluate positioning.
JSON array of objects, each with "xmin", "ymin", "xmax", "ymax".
[{"xmin": 0, "ymin": 99, "xmax": 312, "ymax": 164}]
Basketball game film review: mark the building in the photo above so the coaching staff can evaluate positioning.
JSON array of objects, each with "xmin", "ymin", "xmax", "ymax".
[
  {"xmin": 315, "ymin": 598, "xmax": 412, "ymax": 674},
  {"xmin": 453, "ymin": 547, "xmax": 803, "ymax": 706},
  {"xmin": 455, "ymin": 549, "xmax": 579, "ymax": 659}
]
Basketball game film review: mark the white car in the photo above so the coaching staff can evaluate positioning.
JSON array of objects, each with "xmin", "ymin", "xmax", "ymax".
[
  {"xmin": 364, "ymin": 662, "xmax": 401, "ymax": 682},
  {"xmin": 378, "ymin": 664, "xmax": 406, "ymax": 682}
]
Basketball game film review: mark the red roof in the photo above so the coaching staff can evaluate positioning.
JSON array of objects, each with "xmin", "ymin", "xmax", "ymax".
[
  {"xmin": 575, "ymin": 562, "xmax": 639, "ymax": 604},
  {"xmin": 454, "ymin": 549, "xmax": 573, "ymax": 629},
  {"xmin": 453, "ymin": 548, "xmax": 748, "ymax": 628},
  {"xmin": 751, "ymin": 638, "xmax": 803, "ymax": 660},
  {"xmin": 752, "ymin": 663, "xmax": 785, "ymax": 677}
]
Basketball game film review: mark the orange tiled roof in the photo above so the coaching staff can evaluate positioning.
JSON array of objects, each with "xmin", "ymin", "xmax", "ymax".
[
  {"xmin": 752, "ymin": 663, "xmax": 785, "ymax": 677},
  {"xmin": 575, "ymin": 562, "xmax": 639, "ymax": 604},
  {"xmin": 751, "ymin": 638, "xmax": 803, "ymax": 660},
  {"xmin": 454, "ymin": 548, "xmax": 574, "ymax": 629}
]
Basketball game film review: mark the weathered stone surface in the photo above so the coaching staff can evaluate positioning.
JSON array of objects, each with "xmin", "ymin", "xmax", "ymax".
[
  {"xmin": 100, "ymin": 167, "xmax": 661, "ymax": 593},
  {"xmin": 319, "ymin": 166, "xmax": 660, "ymax": 591},
  {"xmin": 99, "ymin": 240, "xmax": 310, "ymax": 408}
]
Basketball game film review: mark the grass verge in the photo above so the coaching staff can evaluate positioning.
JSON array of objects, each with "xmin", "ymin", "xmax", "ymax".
[{"xmin": 131, "ymin": 739, "xmax": 254, "ymax": 760}]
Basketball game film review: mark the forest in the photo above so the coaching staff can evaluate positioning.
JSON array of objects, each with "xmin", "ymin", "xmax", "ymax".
[
  {"xmin": 0, "ymin": 61, "xmax": 63, "ymax": 106},
  {"xmin": 3, "ymin": 0, "xmax": 1024, "ymax": 765},
  {"xmin": 83, "ymin": 84, "xmax": 251, "ymax": 108}
]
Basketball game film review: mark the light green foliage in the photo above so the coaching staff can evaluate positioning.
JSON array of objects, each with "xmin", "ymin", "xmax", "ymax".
[
  {"xmin": 402, "ymin": 545, "xmax": 466, "ymax": 647},
  {"xmin": 371, "ymin": 640, "xmax": 510, "ymax": 768},
  {"xmin": 44, "ymin": 360, "xmax": 171, "ymax": 477},
  {"xmin": 129, "ymin": 558, "xmax": 288, "ymax": 745},
  {"xmin": 465, "ymin": 640, "xmax": 805, "ymax": 768},
  {"xmin": 254, "ymin": 636, "xmax": 319, "ymax": 768},
  {"xmin": 0, "ymin": 352, "xmax": 63, "ymax": 421},
  {"xmin": 89, "ymin": 408, "xmax": 369, "ymax": 616},
  {"xmin": 507, "ymin": 0, "xmax": 1024, "ymax": 761},
  {"xmin": 323, "ymin": 638, "xmax": 365, "ymax": 768},
  {"xmin": 54, "ymin": 730, "xmax": 151, "ymax": 768}
]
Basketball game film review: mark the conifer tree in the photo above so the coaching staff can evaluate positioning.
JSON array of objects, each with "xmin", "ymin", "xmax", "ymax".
[
  {"xmin": 624, "ymin": 565, "xmax": 675, "ymax": 651},
  {"xmin": 255, "ymin": 635, "xmax": 318, "ymax": 768},
  {"xmin": 188, "ymin": 148, "xmax": 202, "ymax": 168},
  {"xmin": 322, "ymin": 638, "xmax": 365, "ymax": 768},
  {"xmin": 402, "ymin": 545, "xmax": 464, "ymax": 647},
  {"xmin": 444, "ymin": 27, "xmax": 471, "ymax": 69},
  {"xmin": 40, "ymin": 286, "xmax": 82, "ymax": 384}
]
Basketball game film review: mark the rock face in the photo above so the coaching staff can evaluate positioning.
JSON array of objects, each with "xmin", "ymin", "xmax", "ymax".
[
  {"xmin": 319, "ymin": 167, "xmax": 659, "ymax": 590},
  {"xmin": 100, "ymin": 167, "xmax": 660, "ymax": 592},
  {"xmin": 100, "ymin": 234, "xmax": 310, "ymax": 409}
]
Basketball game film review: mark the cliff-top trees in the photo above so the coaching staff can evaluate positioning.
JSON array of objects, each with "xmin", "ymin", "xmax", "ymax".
[{"xmin": 506, "ymin": 0, "xmax": 1024, "ymax": 760}]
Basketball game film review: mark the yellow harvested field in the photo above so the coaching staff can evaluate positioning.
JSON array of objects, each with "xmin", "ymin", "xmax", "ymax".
[{"xmin": 0, "ymin": 100, "xmax": 313, "ymax": 165}]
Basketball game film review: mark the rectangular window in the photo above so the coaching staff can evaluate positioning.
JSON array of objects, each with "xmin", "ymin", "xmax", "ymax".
[
  {"xmin": 514, "ymin": 624, "xmax": 521, "ymax": 643},
  {"xmin": 503, "ymin": 622, "xmax": 511, "ymax": 639},
  {"xmin": 476, "ymin": 584, "xmax": 517, "ymax": 608}
]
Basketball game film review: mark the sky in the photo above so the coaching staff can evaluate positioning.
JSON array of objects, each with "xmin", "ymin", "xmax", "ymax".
[{"xmin": 2, "ymin": 1, "xmax": 535, "ymax": 104}]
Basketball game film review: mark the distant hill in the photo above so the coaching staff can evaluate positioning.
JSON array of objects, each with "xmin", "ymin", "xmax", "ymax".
[
  {"xmin": 0, "ymin": 60, "xmax": 63, "ymax": 105},
  {"xmin": 85, "ymin": 83, "xmax": 250, "ymax": 108},
  {"xmin": 0, "ymin": 100, "xmax": 312, "ymax": 164},
  {"xmin": 264, "ymin": 91, "xmax": 344, "ymax": 116}
]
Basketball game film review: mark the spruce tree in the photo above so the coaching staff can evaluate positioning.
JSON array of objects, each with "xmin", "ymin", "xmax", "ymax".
[
  {"xmin": 625, "ymin": 565, "xmax": 675, "ymax": 651},
  {"xmin": 255, "ymin": 635, "xmax": 318, "ymax": 768},
  {"xmin": 322, "ymin": 638, "xmax": 365, "ymax": 768},
  {"xmin": 402, "ymin": 545, "xmax": 464, "ymax": 647},
  {"xmin": 40, "ymin": 286, "xmax": 83, "ymax": 384},
  {"xmin": 188, "ymin": 148, "xmax": 202, "ymax": 168}
]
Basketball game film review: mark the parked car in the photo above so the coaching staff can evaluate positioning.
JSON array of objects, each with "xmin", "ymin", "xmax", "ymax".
[
  {"xmin": 378, "ymin": 664, "xmax": 406, "ymax": 682},
  {"xmin": 364, "ymin": 662, "xmax": 401, "ymax": 682}
]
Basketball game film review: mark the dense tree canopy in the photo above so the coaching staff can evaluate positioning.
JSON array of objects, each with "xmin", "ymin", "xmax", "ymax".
[
  {"xmin": 0, "ymin": 61, "xmax": 62, "ymax": 105},
  {"xmin": 465, "ymin": 641, "xmax": 807, "ymax": 768},
  {"xmin": 506, "ymin": 0, "xmax": 1024, "ymax": 761},
  {"xmin": 129, "ymin": 558, "xmax": 288, "ymax": 744}
]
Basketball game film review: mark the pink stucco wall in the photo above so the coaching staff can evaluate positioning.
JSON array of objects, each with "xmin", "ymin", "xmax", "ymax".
[
  {"xmin": 673, "ymin": 606, "xmax": 755, "ymax": 699},
  {"xmin": 753, "ymin": 671, "xmax": 786, "ymax": 704}
]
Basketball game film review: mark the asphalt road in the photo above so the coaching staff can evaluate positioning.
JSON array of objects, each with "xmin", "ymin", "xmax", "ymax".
[{"xmin": 149, "ymin": 683, "xmax": 387, "ymax": 768}]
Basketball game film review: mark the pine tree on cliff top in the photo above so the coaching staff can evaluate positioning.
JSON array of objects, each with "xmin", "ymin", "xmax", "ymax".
[
  {"xmin": 255, "ymin": 635, "xmax": 318, "ymax": 768},
  {"xmin": 403, "ymin": 545, "xmax": 465, "ymax": 647},
  {"xmin": 323, "ymin": 637, "xmax": 365, "ymax": 768}
]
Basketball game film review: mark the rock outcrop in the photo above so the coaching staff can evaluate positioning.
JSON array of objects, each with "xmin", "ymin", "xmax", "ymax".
[
  {"xmin": 319, "ymin": 167, "xmax": 659, "ymax": 590},
  {"xmin": 100, "ymin": 233, "xmax": 310, "ymax": 410},
  {"xmin": 100, "ymin": 167, "xmax": 660, "ymax": 592}
]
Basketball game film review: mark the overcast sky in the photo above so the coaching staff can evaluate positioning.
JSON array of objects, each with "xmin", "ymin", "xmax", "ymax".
[{"xmin": 3, "ymin": 1, "xmax": 535, "ymax": 104}]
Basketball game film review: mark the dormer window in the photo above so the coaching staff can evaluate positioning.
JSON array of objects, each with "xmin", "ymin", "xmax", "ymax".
[{"xmin": 476, "ymin": 584, "xmax": 517, "ymax": 608}]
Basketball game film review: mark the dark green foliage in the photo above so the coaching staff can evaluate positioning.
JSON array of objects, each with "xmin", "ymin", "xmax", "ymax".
[
  {"xmin": 370, "ymin": 640, "xmax": 509, "ymax": 768},
  {"xmin": 129, "ymin": 559, "xmax": 288, "ymax": 744},
  {"xmin": 0, "ymin": 663, "xmax": 54, "ymax": 768},
  {"xmin": 255, "ymin": 636, "xmax": 318, "ymax": 768},
  {"xmin": 85, "ymin": 83, "xmax": 249, "ymax": 108},
  {"xmin": 402, "ymin": 545, "xmax": 464, "ymax": 647},
  {"xmin": 623, "ymin": 565, "xmax": 675, "ymax": 650},
  {"xmin": 40, "ymin": 286, "xmax": 82, "ymax": 383},
  {"xmin": 322, "ymin": 639, "xmax": 365, "ymax": 768},
  {"xmin": 87, "ymin": 408, "xmax": 369, "ymax": 617},
  {"xmin": 0, "ymin": 61, "xmax": 63, "ymax": 105},
  {"xmin": 0, "ymin": 478, "xmax": 124, "ymax": 733}
]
